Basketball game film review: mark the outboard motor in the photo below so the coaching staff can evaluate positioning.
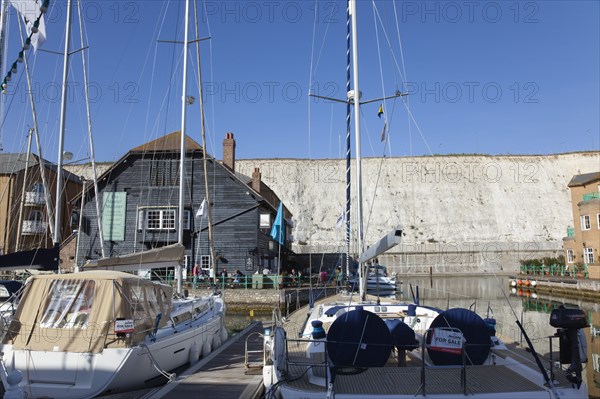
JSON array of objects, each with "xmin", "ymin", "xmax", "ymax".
[{"xmin": 549, "ymin": 306, "xmax": 589, "ymax": 388}]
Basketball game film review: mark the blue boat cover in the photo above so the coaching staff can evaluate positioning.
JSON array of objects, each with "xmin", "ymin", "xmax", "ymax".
[
  {"xmin": 0, "ymin": 280, "xmax": 22, "ymax": 297},
  {"xmin": 427, "ymin": 308, "xmax": 491, "ymax": 365},
  {"xmin": 327, "ymin": 307, "xmax": 392, "ymax": 367},
  {"xmin": 385, "ymin": 319, "xmax": 418, "ymax": 351}
]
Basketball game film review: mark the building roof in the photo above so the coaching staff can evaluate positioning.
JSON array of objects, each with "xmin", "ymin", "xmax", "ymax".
[
  {"xmin": 0, "ymin": 153, "xmax": 39, "ymax": 174},
  {"xmin": 129, "ymin": 131, "xmax": 202, "ymax": 153},
  {"xmin": 568, "ymin": 171, "xmax": 600, "ymax": 187},
  {"xmin": 0, "ymin": 153, "xmax": 81, "ymax": 184}
]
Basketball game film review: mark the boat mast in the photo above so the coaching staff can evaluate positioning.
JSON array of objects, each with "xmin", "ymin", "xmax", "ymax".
[
  {"xmin": 0, "ymin": 0, "xmax": 8, "ymax": 150},
  {"xmin": 192, "ymin": 0, "xmax": 216, "ymax": 285},
  {"xmin": 54, "ymin": 0, "xmax": 74, "ymax": 269},
  {"xmin": 344, "ymin": 1, "xmax": 351, "ymax": 282},
  {"xmin": 19, "ymin": 19, "xmax": 56, "ymax": 241},
  {"xmin": 177, "ymin": 0, "xmax": 191, "ymax": 295},
  {"xmin": 76, "ymin": 0, "xmax": 105, "ymax": 257},
  {"xmin": 349, "ymin": 0, "xmax": 365, "ymax": 300},
  {"xmin": 15, "ymin": 129, "xmax": 33, "ymax": 251}
]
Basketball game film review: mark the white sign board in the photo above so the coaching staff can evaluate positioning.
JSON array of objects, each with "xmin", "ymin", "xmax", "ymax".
[
  {"xmin": 115, "ymin": 319, "xmax": 135, "ymax": 333},
  {"xmin": 429, "ymin": 328, "xmax": 464, "ymax": 354}
]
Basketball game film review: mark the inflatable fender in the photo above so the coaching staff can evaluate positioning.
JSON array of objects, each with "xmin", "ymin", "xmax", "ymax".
[
  {"xmin": 188, "ymin": 341, "xmax": 200, "ymax": 365},
  {"xmin": 203, "ymin": 335, "xmax": 212, "ymax": 357}
]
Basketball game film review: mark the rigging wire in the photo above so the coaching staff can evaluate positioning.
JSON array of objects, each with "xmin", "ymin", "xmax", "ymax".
[{"xmin": 307, "ymin": 0, "xmax": 318, "ymax": 159}]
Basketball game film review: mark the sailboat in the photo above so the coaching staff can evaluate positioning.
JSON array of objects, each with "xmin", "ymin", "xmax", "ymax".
[
  {"xmin": 261, "ymin": 1, "xmax": 588, "ymax": 398},
  {"xmin": 0, "ymin": 1, "xmax": 226, "ymax": 398}
]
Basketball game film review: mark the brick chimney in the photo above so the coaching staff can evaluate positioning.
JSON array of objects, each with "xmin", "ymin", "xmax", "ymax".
[
  {"xmin": 251, "ymin": 167, "xmax": 261, "ymax": 193},
  {"xmin": 223, "ymin": 132, "xmax": 236, "ymax": 172}
]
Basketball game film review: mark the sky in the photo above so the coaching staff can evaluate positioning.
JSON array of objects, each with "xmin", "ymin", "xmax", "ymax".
[{"xmin": 0, "ymin": 0, "xmax": 598, "ymax": 164}]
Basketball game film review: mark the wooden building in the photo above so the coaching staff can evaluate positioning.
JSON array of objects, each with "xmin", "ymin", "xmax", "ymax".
[
  {"xmin": 74, "ymin": 132, "xmax": 292, "ymax": 277},
  {"xmin": 563, "ymin": 171, "xmax": 600, "ymax": 279},
  {"xmin": 0, "ymin": 153, "xmax": 82, "ymax": 270}
]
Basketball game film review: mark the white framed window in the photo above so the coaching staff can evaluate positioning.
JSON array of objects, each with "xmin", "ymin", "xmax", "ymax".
[
  {"xmin": 200, "ymin": 255, "xmax": 212, "ymax": 270},
  {"xmin": 581, "ymin": 215, "xmax": 591, "ymax": 231},
  {"xmin": 567, "ymin": 249, "xmax": 574, "ymax": 263},
  {"xmin": 597, "ymin": 213, "xmax": 600, "ymax": 229},
  {"xmin": 146, "ymin": 209, "xmax": 176, "ymax": 230},
  {"xmin": 139, "ymin": 208, "xmax": 189, "ymax": 231},
  {"xmin": 583, "ymin": 247, "xmax": 594, "ymax": 264},
  {"xmin": 260, "ymin": 214, "xmax": 271, "ymax": 228}
]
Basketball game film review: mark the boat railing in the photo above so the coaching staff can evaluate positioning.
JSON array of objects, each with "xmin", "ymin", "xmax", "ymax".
[
  {"xmin": 284, "ymin": 336, "xmax": 331, "ymax": 386},
  {"xmin": 419, "ymin": 328, "xmax": 470, "ymax": 396}
]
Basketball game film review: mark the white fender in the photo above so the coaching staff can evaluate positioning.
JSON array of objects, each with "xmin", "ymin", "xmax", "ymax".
[
  {"xmin": 220, "ymin": 326, "xmax": 229, "ymax": 342},
  {"xmin": 188, "ymin": 341, "xmax": 200, "ymax": 365},
  {"xmin": 273, "ymin": 326, "xmax": 287, "ymax": 373},
  {"xmin": 212, "ymin": 333, "xmax": 222, "ymax": 349},
  {"xmin": 203, "ymin": 335, "xmax": 212, "ymax": 357}
]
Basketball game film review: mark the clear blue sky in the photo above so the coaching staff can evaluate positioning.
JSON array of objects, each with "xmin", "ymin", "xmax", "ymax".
[{"xmin": 0, "ymin": 0, "xmax": 598, "ymax": 163}]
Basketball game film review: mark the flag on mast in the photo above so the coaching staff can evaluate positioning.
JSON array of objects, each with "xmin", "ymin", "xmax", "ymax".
[
  {"xmin": 377, "ymin": 104, "xmax": 384, "ymax": 118},
  {"xmin": 196, "ymin": 198, "xmax": 206, "ymax": 218},
  {"xmin": 9, "ymin": 0, "xmax": 47, "ymax": 50},
  {"xmin": 270, "ymin": 202, "xmax": 285, "ymax": 245}
]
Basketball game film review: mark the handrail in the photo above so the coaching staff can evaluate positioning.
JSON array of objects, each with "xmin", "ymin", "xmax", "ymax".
[
  {"xmin": 419, "ymin": 328, "xmax": 469, "ymax": 396},
  {"xmin": 244, "ymin": 331, "xmax": 264, "ymax": 370}
]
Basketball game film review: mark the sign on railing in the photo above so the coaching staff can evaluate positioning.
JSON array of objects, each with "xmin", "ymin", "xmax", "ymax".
[{"xmin": 428, "ymin": 327, "xmax": 464, "ymax": 355}]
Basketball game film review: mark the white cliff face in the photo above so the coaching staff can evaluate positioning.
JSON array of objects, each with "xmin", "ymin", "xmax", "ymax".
[{"xmin": 238, "ymin": 153, "xmax": 599, "ymax": 271}]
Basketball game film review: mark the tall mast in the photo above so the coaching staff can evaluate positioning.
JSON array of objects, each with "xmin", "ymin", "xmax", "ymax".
[
  {"xmin": 18, "ymin": 21, "xmax": 55, "ymax": 241},
  {"xmin": 0, "ymin": 0, "xmax": 8, "ymax": 150},
  {"xmin": 54, "ymin": 0, "xmax": 73, "ymax": 267},
  {"xmin": 344, "ymin": 0, "xmax": 351, "ymax": 281},
  {"xmin": 76, "ymin": 0, "xmax": 105, "ymax": 257},
  {"xmin": 177, "ymin": 0, "xmax": 191, "ymax": 295},
  {"xmin": 349, "ymin": 0, "xmax": 365, "ymax": 300},
  {"xmin": 15, "ymin": 129, "xmax": 33, "ymax": 251},
  {"xmin": 192, "ymin": 0, "xmax": 216, "ymax": 285}
]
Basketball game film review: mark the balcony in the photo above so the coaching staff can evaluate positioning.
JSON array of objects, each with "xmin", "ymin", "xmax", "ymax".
[
  {"xmin": 583, "ymin": 192, "xmax": 600, "ymax": 202},
  {"xmin": 25, "ymin": 192, "xmax": 45, "ymax": 206},
  {"xmin": 21, "ymin": 220, "xmax": 48, "ymax": 235}
]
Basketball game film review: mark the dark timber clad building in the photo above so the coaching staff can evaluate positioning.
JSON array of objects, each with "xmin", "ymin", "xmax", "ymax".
[{"xmin": 75, "ymin": 131, "xmax": 292, "ymax": 276}]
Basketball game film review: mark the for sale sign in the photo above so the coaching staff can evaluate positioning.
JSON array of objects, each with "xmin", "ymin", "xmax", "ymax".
[
  {"xmin": 115, "ymin": 319, "xmax": 135, "ymax": 333},
  {"xmin": 429, "ymin": 328, "xmax": 464, "ymax": 354}
]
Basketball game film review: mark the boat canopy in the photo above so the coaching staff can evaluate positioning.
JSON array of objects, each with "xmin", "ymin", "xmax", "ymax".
[{"xmin": 3, "ymin": 271, "xmax": 173, "ymax": 353}]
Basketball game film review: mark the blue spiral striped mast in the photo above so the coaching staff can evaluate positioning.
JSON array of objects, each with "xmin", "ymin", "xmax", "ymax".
[
  {"xmin": 344, "ymin": 0, "xmax": 351, "ymax": 280},
  {"xmin": 309, "ymin": 0, "xmax": 406, "ymax": 296}
]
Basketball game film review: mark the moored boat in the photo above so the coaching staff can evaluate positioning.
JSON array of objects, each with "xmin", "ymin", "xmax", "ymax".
[{"xmin": 0, "ymin": 270, "xmax": 226, "ymax": 398}]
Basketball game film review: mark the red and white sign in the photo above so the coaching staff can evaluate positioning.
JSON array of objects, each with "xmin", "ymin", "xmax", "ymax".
[
  {"xmin": 115, "ymin": 319, "xmax": 135, "ymax": 333},
  {"xmin": 429, "ymin": 328, "xmax": 464, "ymax": 354}
]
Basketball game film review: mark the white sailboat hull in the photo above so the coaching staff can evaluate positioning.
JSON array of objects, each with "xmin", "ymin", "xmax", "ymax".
[{"xmin": 2, "ymin": 298, "xmax": 226, "ymax": 399}]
